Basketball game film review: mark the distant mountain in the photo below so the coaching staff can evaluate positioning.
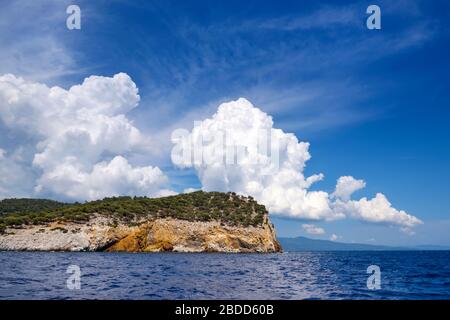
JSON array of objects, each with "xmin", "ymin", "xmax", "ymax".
[
  {"xmin": 412, "ymin": 245, "xmax": 450, "ymax": 250},
  {"xmin": 278, "ymin": 236, "xmax": 450, "ymax": 251}
]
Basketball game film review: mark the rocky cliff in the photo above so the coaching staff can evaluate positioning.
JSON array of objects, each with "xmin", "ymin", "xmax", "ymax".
[{"xmin": 0, "ymin": 192, "xmax": 281, "ymax": 253}]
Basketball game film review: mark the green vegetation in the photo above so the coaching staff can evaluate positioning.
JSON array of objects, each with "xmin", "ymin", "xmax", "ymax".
[
  {"xmin": 0, "ymin": 191, "xmax": 267, "ymax": 233},
  {"xmin": 0, "ymin": 198, "xmax": 68, "ymax": 215}
]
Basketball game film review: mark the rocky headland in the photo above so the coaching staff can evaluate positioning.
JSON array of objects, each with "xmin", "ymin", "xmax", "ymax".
[{"xmin": 0, "ymin": 192, "xmax": 281, "ymax": 253}]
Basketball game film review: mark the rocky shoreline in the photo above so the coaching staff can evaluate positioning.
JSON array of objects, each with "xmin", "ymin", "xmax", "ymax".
[{"xmin": 0, "ymin": 215, "xmax": 281, "ymax": 253}]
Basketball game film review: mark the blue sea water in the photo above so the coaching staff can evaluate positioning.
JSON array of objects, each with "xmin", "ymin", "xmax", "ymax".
[{"xmin": 0, "ymin": 251, "xmax": 449, "ymax": 300}]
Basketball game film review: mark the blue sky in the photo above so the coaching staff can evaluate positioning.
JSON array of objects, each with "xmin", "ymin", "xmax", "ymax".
[{"xmin": 1, "ymin": 0, "xmax": 449, "ymax": 246}]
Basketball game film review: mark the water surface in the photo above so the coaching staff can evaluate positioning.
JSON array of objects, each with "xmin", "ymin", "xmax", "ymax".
[{"xmin": 1, "ymin": 251, "xmax": 449, "ymax": 299}]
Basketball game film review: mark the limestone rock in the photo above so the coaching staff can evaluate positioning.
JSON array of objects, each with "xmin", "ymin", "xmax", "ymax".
[{"xmin": 0, "ymin": 215, "xmax": 281, "ymax": 253}]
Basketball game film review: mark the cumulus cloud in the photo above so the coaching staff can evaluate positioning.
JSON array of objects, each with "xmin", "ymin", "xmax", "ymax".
[
  {"xmin": 330, "ymin": 176, "xmax": 422, "ymax": 233},
  {"xmin": 0, "ymin": 73, "xmax": 170, "ymax": 200},
  {"xmin": 172, "ymin": 98, "xmax": 422, "ymax": 232},
  {"xmin": 333, "ymin": 193, "xmax": 423, "ymax": 232},
  {"xmin": 302, "ymin": 224, "xmax": 325, "ymax": 235},
  {"xmin": 333, "ymin": 176, "xmax": 365, "ymax": 201},
  {"xmin": 172, "ymin": 98, "xmax": 342, "ymax": 221},
  {"xmin": 35, "ymin": 156, "xmax": 172, "ymax": 201},
  {"xmin": 0, "ymin": 77, "xmax": 423, "ymax": 234}
]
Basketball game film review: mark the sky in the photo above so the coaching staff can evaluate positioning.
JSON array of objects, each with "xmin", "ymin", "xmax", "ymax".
[{"xmin": 0, "ymin": 0, "xmax": 449, "ymax": 246}]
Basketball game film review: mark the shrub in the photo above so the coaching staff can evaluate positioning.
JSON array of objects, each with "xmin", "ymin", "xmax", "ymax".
[{"xmin": 0, "ymin": 191, "xmax": 267, "ymax": 229}]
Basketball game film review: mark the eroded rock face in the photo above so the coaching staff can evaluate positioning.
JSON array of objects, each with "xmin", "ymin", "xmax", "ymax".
[{"xmin": 0, "ymin": 215, "xmax": 281, "ymax": 253}]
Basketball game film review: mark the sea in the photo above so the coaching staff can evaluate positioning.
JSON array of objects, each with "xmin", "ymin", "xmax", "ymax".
[{"xmin": 0, "ymin": 251, "xmax": 449, "ymax": 300}]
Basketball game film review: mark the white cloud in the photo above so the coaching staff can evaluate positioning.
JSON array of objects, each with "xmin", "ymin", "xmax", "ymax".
[
  {"xmin": 333, "ymin": 176, "xmax": 365, "ymax": 201},
  {"xmin": 0, "ymin": 76, "xmax": 424, "ymax": 233},
  {"xmin": 35, "ymin": 156, "xmax": 171, "ymax": 201},
  {"xmin": 172, "ymin": 97, "xmax": 422, "ymax": 232},
  {"xmin": 0, "ymin": 73, "xmax": 171, "ymax": 201},
  {"xmin": 172, "ymin": 97, "xmax": 342, "ymax": 221},
  {"xmin": 329, "ymin": 234, "xmax": 339, "ymax": 241},
  {"xmin": 333, "ymin": 192, "xmax": 423, "ymax": 231},
  {"xmin": 302, "ymin": 224, "xmax": 325, "ymax": 235}
]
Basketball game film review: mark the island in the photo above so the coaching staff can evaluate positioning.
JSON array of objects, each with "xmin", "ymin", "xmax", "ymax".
[{"xmin": 0, "ymin": 191, "xmax": 281, "ymax": 253}]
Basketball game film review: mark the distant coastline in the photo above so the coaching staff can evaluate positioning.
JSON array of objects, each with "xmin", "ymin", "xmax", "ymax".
[{"xmin": 279, "ymin": 236, "xmax": 450, "ymax": 251}]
